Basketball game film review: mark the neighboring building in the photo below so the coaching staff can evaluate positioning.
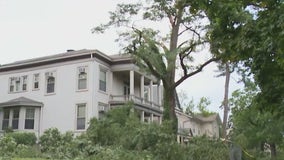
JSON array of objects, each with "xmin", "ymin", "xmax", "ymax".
[
  {"xmin": 0, "ymin": 49, "xmax": 163, "ymax": 137},
  {"xmin": 177, "ymin": 109, "xmax": 222, "ymax": 143}
]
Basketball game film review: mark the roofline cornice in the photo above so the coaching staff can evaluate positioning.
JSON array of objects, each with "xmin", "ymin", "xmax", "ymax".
[{"xmin": 0, "ymin": 49, "xmax": 135, "ymax": 73}]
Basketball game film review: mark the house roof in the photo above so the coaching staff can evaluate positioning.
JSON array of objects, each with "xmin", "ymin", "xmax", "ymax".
[
  {"xmin": 0, "ymin": 97, "xmax": 43, "ymax": 108},
  {"xmin": 193, "ymin": 113, "xmax": 221, "ymax": 124},
  {"xmin": 0, "ymin": 49, "xmax": 133, "ymax": 72}
]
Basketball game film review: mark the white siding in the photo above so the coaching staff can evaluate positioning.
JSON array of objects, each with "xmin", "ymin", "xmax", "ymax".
[{"xmin": 0, "ymin": 60, "xmax": 94, "ymax": 134}]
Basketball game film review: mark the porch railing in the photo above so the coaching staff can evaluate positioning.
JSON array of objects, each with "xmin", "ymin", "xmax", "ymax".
[{"xmin": 109, "ymin": 94, "xmax": 163, "ymax": 111}]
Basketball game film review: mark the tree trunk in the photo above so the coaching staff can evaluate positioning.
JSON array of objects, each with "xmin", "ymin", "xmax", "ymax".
[
  {"xmin": 162, "ymin": 83, "xmax": 178, "ymax": 133},
  {"xmin": 222, "ymin": 62, "xmax": 230, "ymax": 139},
  {"xmin": 270, "ymin": 143, "xmax": 276, "ymax": 159},
  {"xmin": 260, "ymin": 142, "xmax": 265, "ymax": 152},
  {"xmin": 161, "ymin": 10, "xmax": 181, "ymax": 133}
]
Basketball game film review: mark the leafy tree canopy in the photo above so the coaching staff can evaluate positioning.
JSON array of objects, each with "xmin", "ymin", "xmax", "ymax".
[
  {"xmin": 207, "ymin": 0, "xmax": 284, "ymax": 114},
  {"xmin": 230, "ymin": 82, "xmax": 284, "ymax": 158}
]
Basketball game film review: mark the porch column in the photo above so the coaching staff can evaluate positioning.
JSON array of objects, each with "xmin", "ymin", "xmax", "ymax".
[
  {"xmin": 150, "ymin": 80, "xmax": 153, "ymax": 104},
  {"xmin": 157, "ymin": 80, "xmax": 161, "ymax": 105},
  {"xmin": 150, "ymin": 113, "xmax": 154, "ymax": 122},
  {"xmin": 8, "ymin": 110, "xmax": 13, "ymax": 127},
  {"xmin": 130, "ymin": 70, "xmax": 134, "ymax": 99},
  {"xmin": 159, "ymin": 116, "xmax": 162, "ymax": 124},
  {"xmin": 140, "ymin": 75, "xmax": 144, "ymax": 102},
  {"xmin": 141, "ymin": 111, "xmax": 144, "ymax": 122}
]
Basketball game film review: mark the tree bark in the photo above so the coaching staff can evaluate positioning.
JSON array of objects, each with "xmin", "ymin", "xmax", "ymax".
[
  {"xmin": 270, "ymin": 143, "xmax": 276, "ymax": 159},
  {"xmin": 160, "ymin": 8, "xmax": 182, "ymax": 133},
  {"xmin": 162, "ymin": 82, "xmax": 178, "ymax": 133},
  {"xmin": 222, "ymin": 62, "xmax": 230, "ymax": 139}
]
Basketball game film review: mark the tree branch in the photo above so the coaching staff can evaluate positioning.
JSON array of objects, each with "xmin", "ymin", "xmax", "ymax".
[
  {"xmin": 175, "ymin": 57, "xmax": 219, "ymax": 87},
  {"xmin": 130, "ymin": 26, "xmax": 164, "ymax": 79},
  {"xmin": 182, "ymin": 24, "xmax": 201, "ymax": 39},
  {"xmin": 168, "ymin": 14, "xmax": 175, "ymax": 28},
  {"xmin": 179, "ymin": 47, "xmax": 193, "ymax": 76}
]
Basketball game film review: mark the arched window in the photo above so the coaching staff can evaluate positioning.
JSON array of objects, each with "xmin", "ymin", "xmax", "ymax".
[{"xmin": 46, "ymin": 76, "xmax": 55, "ymax": 93}]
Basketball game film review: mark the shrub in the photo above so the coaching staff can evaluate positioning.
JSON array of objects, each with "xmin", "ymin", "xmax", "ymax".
[
  {"xmin": 86, "ymin": 146, "xmax": 154, "ymax": 160},
  {"xmin": 85, "ymin": 105, "xmax": 230, "ymax": 160},
  {"xmin": 39, "ymin": 128, "xmax": 80, "ymax": 159},
  {"xmin": 39, "ymin": 127, "xmax": 63, "ymax": 153},
  {"xmin": 0, "ymin": 136, "xmax": 17, "ymax": 158},
  {"xmin": 14, "ymin": 144, "xmax": 42, "ymax": 158},
  {"xmin": 86, "ymin": 105, "xmax": 134, "ymax": 146},
  {"xmin": 0, "ymin": 134, "xmax": 40, "ymax": 159},
  {"xmin": 185, "ymin": 137, "xmax": 229, "ymax": 160},
  {"xmin": 6, "ymin": 132, "xmax": 37, "ymax": 146}
]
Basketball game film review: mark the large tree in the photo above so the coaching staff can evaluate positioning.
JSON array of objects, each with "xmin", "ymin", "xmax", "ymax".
[
  {"xmin": 235, "ymin": 1, "xmax": 284, "ymax": 115},
  {"xmin": 93, "ymin": 0, "xmax": 218, "ymax": 131},
  {"xmin": 205, "ymin": 3, "xmax": 284, "ymax": 151},
  {"xmin": 206, "ymin": 0, "xmax": 284, "ymax": 115},
  {"xmin": 230, "ymin": 82, "xmax": 284, "ymax": 158}
]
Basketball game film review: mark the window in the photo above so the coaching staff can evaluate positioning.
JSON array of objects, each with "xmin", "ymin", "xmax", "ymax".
[
  {"xmin": 8, "ymin": 76, "xmax": 28, "ymax": 93},
  {"xmin": 15, "ymin": 78, "xmax": 21, "ymax": 91},
  {"xmin": 99, "ymin": 70, "xmax": 106, "ymax": 92},
  {"xmin": 33, "ymin": 74, "xmax": 39, "ymax": 90},
  {"xmin": 12, "ymin": 108, "xmax": 20, "ymax": 129},
  {"xmin": 45, "ymin": 72, "xmax": 55, "ymax": 94},
  {"xmin": 76, "ymin": 104, "xmax": 86, "ymax": 130},
  {"xmin": 47, "ymin": 77, "xmax": 55, "ymax": 93},
  {"xmin": 9, "ymin": 78, "xmax": 15, "ymax": 92},
  {"xmin": 22, "ymin": 76, "xmax": 27, "ymax": 91},
  {"xmin": 25, "ymin": 108, "xmax": 35, "ymax": 129},
  {"xmin": 77, "ymin": 67, "xmax": 87, "ymax": 90},
  {"xmin": 123, "ymin": 83, "xmax": 130, "ymax": 95},
  {"xmin": 2, "ymin": 109, "xmax": 10, "ymax": 130}
]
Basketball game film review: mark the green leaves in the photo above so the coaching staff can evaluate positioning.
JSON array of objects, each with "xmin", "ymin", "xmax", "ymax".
[
  {"xmin": 92, "ymin": 3, "xmax": 142, "ymax": 34},
  {"xmin": 230, "ymin": 82, "xmax": 284, "ymax": 158}
]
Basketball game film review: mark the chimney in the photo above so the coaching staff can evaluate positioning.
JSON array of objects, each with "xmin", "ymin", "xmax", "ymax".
[{"xmin": 67, "ymin": 49, "xmax": 75, "ymax": 52}]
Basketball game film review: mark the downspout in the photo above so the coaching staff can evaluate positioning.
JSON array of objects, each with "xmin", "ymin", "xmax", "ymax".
[{"xmin": 90, "ymin": 53, "xmax": 95, "ymax": 125}]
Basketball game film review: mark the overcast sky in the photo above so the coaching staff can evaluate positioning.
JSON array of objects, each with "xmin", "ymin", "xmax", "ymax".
[{"xmin": 0, "ymin": 0, "xmax": 243, "ymax": 116}]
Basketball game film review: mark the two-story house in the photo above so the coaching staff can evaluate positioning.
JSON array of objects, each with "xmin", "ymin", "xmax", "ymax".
[
  {"xmin": 176, "ymin": 108, "xmax": 221, "ymax": 143},
  {"xmin": 0, "ymin": 49, "xmax": 163, "ymax": 137}
]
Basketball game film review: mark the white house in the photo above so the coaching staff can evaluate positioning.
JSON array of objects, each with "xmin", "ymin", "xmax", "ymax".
[
  {"xmin": 176, "ymin": 108, "xmax": 221, "ymax": 143},
  {"xmin": 0, "ymin": 49, "xmax": 163, "ymax": 137}
]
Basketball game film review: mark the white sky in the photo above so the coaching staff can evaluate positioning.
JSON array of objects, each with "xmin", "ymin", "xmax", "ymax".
[{"xmin": 0, "ymin": 0, "xmax": 243, "ymax": 117}]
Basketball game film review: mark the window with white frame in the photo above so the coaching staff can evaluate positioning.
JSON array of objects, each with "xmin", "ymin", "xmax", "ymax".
[
  {"xmin": 12, "ymin": 108, "xmax": 20, "ymax": 129},
  {"xmin": 25, "ymin": 108, "xmax": 35, "ymax": 129},
  {"xmin": 22, "ymin": 76, "xmax": 27, "ymax": 91},
  {"xmin": 2, "ymin": 109, "xmax": 10, "ymax": 130},
  {"xmin": 77, "ymin": 66, "xmax": 87, "ymax": 90},
  {"xmin": 9, "ymin": 76, "xmax": 28, "ymax": 93},
  {"xmin": 9, "ymin": 78, "xmax": 15, "ymax": 92},
  {"xmin": 99, "ymin": 70, "xmax": 106, "ymax": 92},
  {"xmin": 45, "ymin": 72, "xmax": 56, "ymax": 94},
  {"xmin": 76, "ymin": 104, "xmax": 86, "ymax": 130},
  {"xmin": 33, "ymin": 73, "xmax": 40, "ymax": 90},
  {"xmin": 15, "ymin": 77, "xmax": 21, "ymax": 91}
]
